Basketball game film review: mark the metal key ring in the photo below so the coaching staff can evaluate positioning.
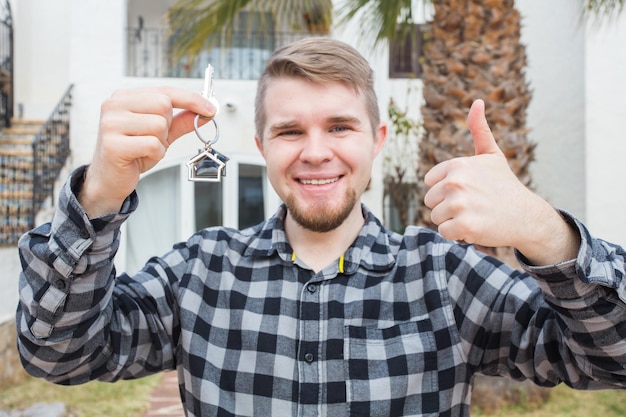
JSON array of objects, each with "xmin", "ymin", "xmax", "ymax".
[{"xmin": 193, "ymin": 114, "xmax": 220, "ymax": 146}]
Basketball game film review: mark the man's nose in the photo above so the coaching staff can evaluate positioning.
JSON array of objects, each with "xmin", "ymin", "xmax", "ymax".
[{"xmin": 299, "ymin": 131, "xmax": 334, "ymax": 164}]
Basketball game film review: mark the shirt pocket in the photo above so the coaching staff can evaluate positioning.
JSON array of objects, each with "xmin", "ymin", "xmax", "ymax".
[{"xmin": 344, "ymin": 319, "xmax": 438, "ymax": 417}]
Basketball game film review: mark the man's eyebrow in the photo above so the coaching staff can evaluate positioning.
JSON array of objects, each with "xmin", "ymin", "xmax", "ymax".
[
  {"xmin": 269, "ymin": 121, "xmax": 299, "ymax": 133},
  {"xmin": 328, "ymin": 115, "xmax": 361, "ymax": 125}
]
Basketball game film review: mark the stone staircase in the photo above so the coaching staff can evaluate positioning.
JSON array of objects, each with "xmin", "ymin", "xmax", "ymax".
[
  {"xmin": 0, "ymin": 119, "xmax": 46, "ymax": 245},
  {"xmin": 0, "ymin": 84, "xmax": 73, "ymax": 246}
]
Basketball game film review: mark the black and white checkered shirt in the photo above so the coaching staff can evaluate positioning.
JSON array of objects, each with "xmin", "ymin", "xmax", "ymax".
[{"xmin": 17, "ymin": 167, "xmax": 626, "ymax": 417}]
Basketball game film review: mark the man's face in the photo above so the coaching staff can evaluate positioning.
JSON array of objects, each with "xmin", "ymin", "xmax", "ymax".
[{"xmin": 255, "ymin": 77, "xmax": 387, "ymax": 233}]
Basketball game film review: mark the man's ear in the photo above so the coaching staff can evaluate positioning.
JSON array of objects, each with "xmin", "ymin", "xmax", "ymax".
[
  {"xmin": 373, "ymin": 122, "xmax": 388, "ymax": 158},
  {"xmin": 254, "ymin": 135, "xmax": 264, "ymax": 156}
]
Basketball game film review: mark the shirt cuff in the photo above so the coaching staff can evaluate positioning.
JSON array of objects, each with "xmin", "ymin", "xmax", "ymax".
[
  {"xmin": 516, "ymin": 210, "xmax": 625, "ymax": 302},
  {"xmin": 48, "ymin": 165, "xmax": 138, "ymax": 279}
]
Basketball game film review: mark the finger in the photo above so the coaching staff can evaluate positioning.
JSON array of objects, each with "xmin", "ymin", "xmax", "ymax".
[
  {"xmin": 168, "ymin": 110, "xmax": 213, "ymax": 145},
  {"xmin": 155, "ymin": 87, "xmax": 216, "ymax": 145},
  {"xmin": 424, "ymin": 159, "xmax": 450, "ymax": 188},
  {"xmin": 428, "ymin": 188, "xmax": 459, "ymax": 228},
  {"xmin": 155, "ymin": 86, "xmax": 216, "ymax": 118},
  {"xmin": 111, "ymin": 87, "xmax": 216, "ymax": 121},
  {"xmin": 423, "ymin": 180, "xmax": 446, "ymax": 210},
  {"xmin": 100, "ymin": 134, "xmax": 167, "ymax": 165},
  {"xmin": 129, "ymin": 136, "xmax": 169, "ymax": 173},
  {"xmin": 467, "ymin": 99, "xmax": 502, "ymax": 156},
  {"xmin": 101, "ymin": 111, "xmax": 170, "ymax": 140},
  {"xmin": 437, "ymin": 219, "xmax": 468, "ymax": 243},
  {"xmin": 429, "ymin": 204, "xmax": 452, "ymax": 228}
]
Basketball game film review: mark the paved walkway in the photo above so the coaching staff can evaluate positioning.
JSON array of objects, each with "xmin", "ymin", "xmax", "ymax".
[{"xmin": 141, "ymin": 371, "xmax": 185, "ymax": 417}]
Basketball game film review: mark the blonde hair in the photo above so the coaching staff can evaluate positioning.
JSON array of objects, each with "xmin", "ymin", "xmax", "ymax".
[{"xmin": 255, "ymin": 37, "xmax": 380, "ymax": 138}]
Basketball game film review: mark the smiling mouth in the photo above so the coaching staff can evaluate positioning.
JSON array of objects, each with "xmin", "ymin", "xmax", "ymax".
[{"xmin": 298, "ymin": 177, "xmax": 340, "ymax": 185}]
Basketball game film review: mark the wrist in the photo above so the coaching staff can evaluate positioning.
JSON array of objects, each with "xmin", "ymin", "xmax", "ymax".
[
  {"xmin": 515, "ymin": 202, "xmax": 580, "ymax": 266},
  {"xmin": 75, "ymin": 165, "xmax": 126, "ymax": 218}
]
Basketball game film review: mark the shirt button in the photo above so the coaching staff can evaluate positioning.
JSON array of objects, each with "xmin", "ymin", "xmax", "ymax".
[
  {"xmin": 79, "ymin": 228, "xmax": 90, "ymax": 239},
  {"xmin": 54, "ymin": 279, "xmax": 66, "ymax": 290},
  {"xmin": 304, "ymin": 353, "xmax": 314, "ymax": 363},
  {"xmin": 307, "ymin": 284, "xmax": 317, "ymax": 294}
]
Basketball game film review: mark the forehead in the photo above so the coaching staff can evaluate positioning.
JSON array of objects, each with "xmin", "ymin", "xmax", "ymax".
[{"xmin": 263, "ymin": 77, "xmax": 367, "ymax": 121}]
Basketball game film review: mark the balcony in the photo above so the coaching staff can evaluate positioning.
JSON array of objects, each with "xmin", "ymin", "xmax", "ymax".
[{"xmin": 126, "ymin": 28, "xmax": 311, "ymax": 80}]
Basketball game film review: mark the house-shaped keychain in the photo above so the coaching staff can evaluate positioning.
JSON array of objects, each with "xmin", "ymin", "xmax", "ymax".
[{"xmin": 186, "ymin": 148, "xmax": 229, "ymax": 182}]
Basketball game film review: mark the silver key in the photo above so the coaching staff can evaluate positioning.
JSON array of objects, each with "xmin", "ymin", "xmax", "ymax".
[
  {"xmin": 202, "ymin": 64, "xmax": 220, "ymax": 114},
  {"xmin": 187, "ymin": 64, "xmax": 227, "ymax": 182},
  {"xmin": 202, "ymin": 64, "xmax": 215, "ymax": 100}
]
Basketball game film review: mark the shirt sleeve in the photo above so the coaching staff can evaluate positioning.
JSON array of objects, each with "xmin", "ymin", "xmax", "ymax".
[
  {"xmin": 451, "ymin": 210, "xmax": 626, "ymax": 390},
  {"xmin": 16, "ymin": 166, "xmax": 180, "ymax": 384},
  {"xmin": 515, "ymin": 211, "xmax": 626, "ymax": 387}
]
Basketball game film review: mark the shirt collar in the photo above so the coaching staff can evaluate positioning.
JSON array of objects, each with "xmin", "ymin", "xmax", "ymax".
[{"xmin": 243, "ymin": 204, "xmax": 397, "ymax": 274}]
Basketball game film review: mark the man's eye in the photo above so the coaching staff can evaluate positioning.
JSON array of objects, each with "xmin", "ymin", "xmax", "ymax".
[
  {"xmin": 331, "ymin": 125, "xmax": 350, "ymax": 133},
  {"xmin": 279, "ymin": 130, "xmax": 301, "ymax": 136}
]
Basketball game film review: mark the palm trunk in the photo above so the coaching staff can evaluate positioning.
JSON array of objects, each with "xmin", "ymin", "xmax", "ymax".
[
  {"xmin": 417, "ymin": 0, "xmax": 545, "ymax": 407},
  {"xmin": 417, "ymin": 0, "xmax": 534, "ymax": 230}
]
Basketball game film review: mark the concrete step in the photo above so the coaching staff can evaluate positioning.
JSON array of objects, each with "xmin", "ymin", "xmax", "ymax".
[
  {"xmin": 10, "ymin": 118, "xmax": 46, "ymax": 126},
  {"xmin": 2, "ymin": 118, "xmax": 50, "ymax": 136},
  {"xmin": 0, "ymin": 136, "xmax": 34, "ymax": 145},
  {"xmin": 2, "ymin": 126, "xmax": 41, "ymax": 135},
  {"xmin": 0, "ymin": 147, "xmax": 32, "ymax": 157},
  {"xmin": 0, "ymin": 190, "xmax": 33, "ymax": 200}
]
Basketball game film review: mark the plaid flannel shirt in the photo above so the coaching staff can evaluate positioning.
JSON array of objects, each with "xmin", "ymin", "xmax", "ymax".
[{"xmin": 17, "ymin": 167, "xmax": 626, "ymax": 417}]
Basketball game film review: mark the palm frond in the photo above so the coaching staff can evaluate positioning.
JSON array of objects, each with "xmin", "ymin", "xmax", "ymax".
[
  {"xmin": 168, "ymin": 0, "xmax": 333, "ymax": 62},
  {"xmin": 583, "ymin": 0, "xmax": 625, "ymax": 27},
  {"xmin": 585, "ymin": 0, "xmax": 625, "ymax": 16},
  {"xmin": 336, "ymin": 0, "xmax": 422, "ymax": 50}
]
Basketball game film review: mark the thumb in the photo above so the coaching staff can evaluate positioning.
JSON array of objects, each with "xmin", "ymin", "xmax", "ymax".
[{"xmin": 468, "ymin": 99, "xmax": 502, "ymax": 156}]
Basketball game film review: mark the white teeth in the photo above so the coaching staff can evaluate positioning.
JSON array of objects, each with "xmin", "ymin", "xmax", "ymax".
[{"xmin": 300, "ymin": 177, "xmax": 339, "ymax": 185}]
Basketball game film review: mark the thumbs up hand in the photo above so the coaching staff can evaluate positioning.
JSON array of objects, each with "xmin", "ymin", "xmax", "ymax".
[{"xmin": 424, "ymin": 100, "xmax": 579, "ymax": 265}]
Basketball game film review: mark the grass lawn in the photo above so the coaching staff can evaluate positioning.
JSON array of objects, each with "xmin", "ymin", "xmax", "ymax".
[
  {"xmin": 473, "ymin": 384, "xmax": 626, "ymax": 417},
  {"xmin": 1, "ymin": 373, "xmax": 624, "ymax": 417},
  {"xmin": 0, "ymin": 373, "xmax": 162, "ymax": 417}
]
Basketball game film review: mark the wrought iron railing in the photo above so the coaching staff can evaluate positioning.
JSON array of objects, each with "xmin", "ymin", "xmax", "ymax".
[
  {"xmin": 0, "ymin": 0, "xmax": 13, "ymax": 129},
  {"xmin": 32, "ymin": 85, "xmax": 73, "ymax": 214},
  {"xmin": 127, "ymin": 28, "xmax": 310, "ymax": 80}
]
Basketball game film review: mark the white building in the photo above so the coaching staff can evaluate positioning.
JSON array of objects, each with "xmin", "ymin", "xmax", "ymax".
[{"xmin": 1, "ymin": 0, "xmax": 626, "ymax": 379}]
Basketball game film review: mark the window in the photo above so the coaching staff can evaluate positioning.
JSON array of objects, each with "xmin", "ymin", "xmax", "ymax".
[
  {"xmin": 168, "ymin": 11, "xmax": 276, "ymax": 80},
  {"xmin": 194, "ymin": 181, "xmax": 223, "ymax": 229},
  {"xmin": 238, "ymin": 164, "xmax": 265, "ymax": 229},
  {"xmin": 389, "ymin": 23, "xmax": 430, "ymax": 79},
  {"xmin": 126, "ymin": 165, "xmax": 180, "ymax": 274},
  {"xmin": 206, "ymin": 11, "xmax": 275, "ymax": 80}
]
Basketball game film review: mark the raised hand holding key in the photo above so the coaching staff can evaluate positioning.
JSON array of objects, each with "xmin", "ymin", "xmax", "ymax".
[{"xmin": 78, "ymin": 85, "xmax": 216, "ymax": 218}]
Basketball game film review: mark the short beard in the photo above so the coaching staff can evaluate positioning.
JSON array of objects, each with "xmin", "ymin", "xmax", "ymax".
[{"xmin": 285, "ymin": 188, "xmax": 358, "ymax": 233}]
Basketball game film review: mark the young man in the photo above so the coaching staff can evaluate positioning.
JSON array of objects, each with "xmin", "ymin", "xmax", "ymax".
[{"xmin": 16, "ymin": 38, "xmax": 626, "ymax": 417}]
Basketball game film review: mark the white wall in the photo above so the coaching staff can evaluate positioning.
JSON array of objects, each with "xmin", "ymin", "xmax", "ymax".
[
  {"xmin": 518, "ymin": 0, "xmax": 587, "ymax": 221},
  {"xmin": 14, "ymin": 0, "xmax": 72, "ymax": 119},
  {"xmin": 520, "ymin": 0, "xmax": 626, "ymax": 247},
  {"xmin": 585, "ymin": 11, "xmax": 626, "ymax": 246},
  {"xmin": 0, "ymin": 247, "xmax": 20, "ymax": 323}
]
